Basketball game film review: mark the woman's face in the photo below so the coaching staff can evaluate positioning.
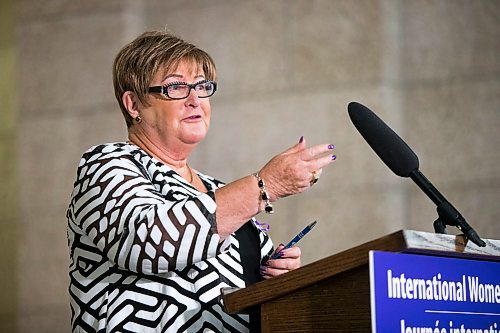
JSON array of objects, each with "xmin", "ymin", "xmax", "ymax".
[{"xmin": 140, "ymin": 60, "xmax": 212, "ymax": 148}]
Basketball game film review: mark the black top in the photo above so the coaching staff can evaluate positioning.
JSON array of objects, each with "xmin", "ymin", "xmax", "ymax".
[{"xmin": 235, "ymin": 221, "xmax": 265, "ymax": 332}]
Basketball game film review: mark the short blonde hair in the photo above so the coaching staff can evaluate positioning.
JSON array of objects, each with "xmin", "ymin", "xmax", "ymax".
[{"xmin": 113, "ymin": 30, "xmax": 217, "ymax": 127}]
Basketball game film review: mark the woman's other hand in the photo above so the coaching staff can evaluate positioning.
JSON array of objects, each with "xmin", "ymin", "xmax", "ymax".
[
  {"xmin": 259, "ymin": 136, "xmax": 335, "ymax": 201},
  {"xmin": 260, "ymin": 244, "xmax": 301, "ymax": 279}
]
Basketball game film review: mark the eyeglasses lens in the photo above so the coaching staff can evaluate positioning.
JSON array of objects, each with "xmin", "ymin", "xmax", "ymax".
[{"xmin": 167, "ymin": 82, "xmax": 214, "ymax": 99}]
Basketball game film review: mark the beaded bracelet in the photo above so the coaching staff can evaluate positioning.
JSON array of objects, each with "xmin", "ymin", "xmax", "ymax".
[{"xmin": 252, "ymin": 172, "xmax": 274, "ymax": 214}]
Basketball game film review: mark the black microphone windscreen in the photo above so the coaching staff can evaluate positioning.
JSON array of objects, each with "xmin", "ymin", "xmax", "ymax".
[{"xmin": 348, "ymin": 102, "xmax": 419, "ymax": 177}]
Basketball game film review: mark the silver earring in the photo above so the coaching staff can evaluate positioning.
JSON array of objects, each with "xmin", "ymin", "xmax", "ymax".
[{"xmin": 135, "ymin": 116, "xmax": 142, "ymax": 123}]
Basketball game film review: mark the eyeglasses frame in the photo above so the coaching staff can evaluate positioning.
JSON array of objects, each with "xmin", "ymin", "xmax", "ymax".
[{"xmin": 148, "ymin": 79, "xmax": 217, "ymax": 100}]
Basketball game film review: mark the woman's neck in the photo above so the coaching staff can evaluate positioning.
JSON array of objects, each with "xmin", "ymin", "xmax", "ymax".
[{"xmin": 128, "ymin": 127, "xmax": 194, "ymax": 169}]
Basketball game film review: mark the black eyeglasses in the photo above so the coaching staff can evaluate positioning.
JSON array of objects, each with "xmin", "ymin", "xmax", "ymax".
[{"xmin": 148, "ymin": 80, "xmax": 217, "ymax": 100}]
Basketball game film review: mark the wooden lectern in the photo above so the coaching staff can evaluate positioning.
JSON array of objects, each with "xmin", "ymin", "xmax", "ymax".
[{"xmin": 222, "ymin": 230, "xmax": 500, "ymax": 332}]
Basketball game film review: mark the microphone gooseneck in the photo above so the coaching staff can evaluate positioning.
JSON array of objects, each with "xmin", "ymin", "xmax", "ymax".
[
  {"xmin": 348, "ymin": 101, "xmax": 486, "ymax": 247},
  {"xmin": 409, "ymin": 169, "xmax": 486, "ymax": 247}
]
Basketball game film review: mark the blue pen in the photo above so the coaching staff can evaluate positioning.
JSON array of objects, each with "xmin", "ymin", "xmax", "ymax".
[{"xmin": 271, "ymin": 221, "xmax": 317, "ymax": 259}]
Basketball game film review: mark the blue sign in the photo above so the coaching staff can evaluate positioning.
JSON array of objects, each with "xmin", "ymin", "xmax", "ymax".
[{"xmin": 370, "ymin": 251, "xmax": 500, "ymax": 333}]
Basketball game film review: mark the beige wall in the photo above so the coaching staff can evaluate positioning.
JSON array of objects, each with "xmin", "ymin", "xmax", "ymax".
[{"xmin": 1, "ymin": 1, "xmax": 499, "ymax": 331}]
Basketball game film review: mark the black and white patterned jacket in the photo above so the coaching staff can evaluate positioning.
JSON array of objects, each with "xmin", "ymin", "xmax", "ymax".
[{"xmin": 67, "ymin": 142, "xmax": 274, "ymax": 332}]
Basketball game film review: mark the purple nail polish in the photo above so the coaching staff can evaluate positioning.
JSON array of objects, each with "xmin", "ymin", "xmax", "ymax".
[
  {"xmin": 332, "ymin": 155, "xmax": 337, "ymax": 160},
  {"xmin": 299, "ymin": 136, "xmax": 304, "ymax": 143},
  {"xmin": 328, "ymin": 144, "xmax": 335, "ymax": 150}
]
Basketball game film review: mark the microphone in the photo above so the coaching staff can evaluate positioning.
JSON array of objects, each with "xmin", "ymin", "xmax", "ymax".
[
  {"xmin": 348, "ymin": 101, "xmax": 486, "ymax": 247},
  {"xmin": 347, "ymin": 102, "xmax": 419, "ymax": 177}
]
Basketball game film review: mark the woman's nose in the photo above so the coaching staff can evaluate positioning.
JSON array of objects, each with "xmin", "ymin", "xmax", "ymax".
[{"xmin": 184, "ymin": 87, "xmax": 201, "ymax": 107}]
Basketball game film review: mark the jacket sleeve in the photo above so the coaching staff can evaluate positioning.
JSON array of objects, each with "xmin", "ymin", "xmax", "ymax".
[{"xmin": 68, "ymin": 145, "xmax": 231, "ymax": 274}]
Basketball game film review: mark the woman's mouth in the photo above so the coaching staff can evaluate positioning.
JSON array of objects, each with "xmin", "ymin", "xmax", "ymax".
[{"xmin": 183, "ymin": 115, "xmax": 202, "ymax": 121}]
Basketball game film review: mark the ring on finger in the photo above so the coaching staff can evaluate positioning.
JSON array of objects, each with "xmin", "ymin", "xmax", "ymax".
[{"xmin": 310, "ymin": 170, "xmax": 321, "ymax": 185}]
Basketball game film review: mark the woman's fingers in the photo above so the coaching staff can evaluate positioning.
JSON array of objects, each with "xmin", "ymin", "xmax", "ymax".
[
  {"xmin": 276, "ymin": 246, "xmax": 301, "ymax": 262},
  {"xmin": 308, "ymin": 151, "xmax": 337, "ymax": 171},
  {"xmin": 301, "ymin": 143, "xmax": 335, "ymax": 161},
  {"xmin": 261, "ymin": 246, "xmax": 301, "ymax": 278},
  {"xmin": 261, "ymin": 259, "xmax": 301, "ymax": 278},
  {"xmin": 259, "ymin": 139, "xmax": 336, "ymax": 200},
  {"xmin": 273, "ymin": 243, "xmax": 286, "ymax": 255}
]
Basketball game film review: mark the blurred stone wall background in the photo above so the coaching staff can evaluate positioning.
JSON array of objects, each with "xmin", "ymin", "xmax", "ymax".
[{"xmin": 1, "ymin": 0, "xmax": 499, "ymax": 331}]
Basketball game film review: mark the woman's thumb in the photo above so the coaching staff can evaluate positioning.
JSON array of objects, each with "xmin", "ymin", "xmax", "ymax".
[{"xmin": 285, "ymin": 136, "xmax": 306, "ymax": 154}]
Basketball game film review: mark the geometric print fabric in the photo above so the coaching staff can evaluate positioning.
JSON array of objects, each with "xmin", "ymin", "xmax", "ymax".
[{"xmin": 67, "ymin": 142, "xmax": 274, "ymax": 332}]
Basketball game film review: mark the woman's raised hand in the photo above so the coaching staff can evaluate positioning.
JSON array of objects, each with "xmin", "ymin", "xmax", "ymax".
[{"xmin": 259, "ymin": 137, "xmax": 336, "ymax": 201}]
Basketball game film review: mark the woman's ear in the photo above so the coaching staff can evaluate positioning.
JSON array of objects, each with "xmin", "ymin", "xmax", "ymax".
[{"xmin": 122, "ymin": 91, "xmax": 141, "ymax": 119}]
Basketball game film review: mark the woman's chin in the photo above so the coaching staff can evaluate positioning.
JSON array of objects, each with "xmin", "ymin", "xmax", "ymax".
[{"xmin": 180, "ymin": 132, "xmax": 208, "ymax": 145}]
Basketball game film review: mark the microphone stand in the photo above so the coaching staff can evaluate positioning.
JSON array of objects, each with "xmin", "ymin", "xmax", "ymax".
[{"xmin": 409, "ymin": 169, "xmax": 486, "ymax": 247}]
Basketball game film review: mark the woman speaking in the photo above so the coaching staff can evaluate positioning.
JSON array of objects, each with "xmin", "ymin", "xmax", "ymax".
[{"xmin": 67, "ymin": 30, "xmax": 336, "ymax": 332}]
